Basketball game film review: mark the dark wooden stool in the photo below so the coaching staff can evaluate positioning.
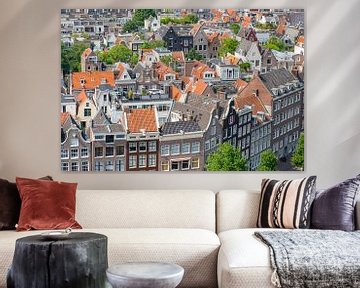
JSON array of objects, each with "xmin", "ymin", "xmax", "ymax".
[{"xmin": 7, "ymin": 232, "xmax": 108, "ymax": 288}]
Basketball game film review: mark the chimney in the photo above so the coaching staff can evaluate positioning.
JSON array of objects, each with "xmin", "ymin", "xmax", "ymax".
[{"xmin": 253, "ymin": 89, "xmax": 259, "ymax": 97}]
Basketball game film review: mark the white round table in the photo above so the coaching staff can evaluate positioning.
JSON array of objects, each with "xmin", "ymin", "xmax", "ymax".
[{"xmin": 106, "ymin": 262, "xmax": 184, "ymax": 288}]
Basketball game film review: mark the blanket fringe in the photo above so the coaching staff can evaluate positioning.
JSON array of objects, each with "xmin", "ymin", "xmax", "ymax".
[{"xmin": 271, "ymin": 269, "xmax": 281, "ymax": 287}]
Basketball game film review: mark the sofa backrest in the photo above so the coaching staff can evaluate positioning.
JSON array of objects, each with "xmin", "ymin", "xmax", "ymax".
[
  {"xmin": 216, "ymin": 190, "xmax": 260, "ymax": 233},
  {"xmin": 76, "ymin": 190, "xmax": 216, "ymax": 231},
  {"xmin": 217, "ymin": 190, "xmax": 360, "ymax": 233}
]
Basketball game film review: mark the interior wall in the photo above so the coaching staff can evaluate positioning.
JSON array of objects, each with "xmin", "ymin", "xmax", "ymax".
[{"xmin": 0, "ymin": 0, "xmax": 359, "ymax": 191}]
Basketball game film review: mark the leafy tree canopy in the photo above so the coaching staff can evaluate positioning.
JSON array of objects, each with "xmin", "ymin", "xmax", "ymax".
[
  {"xmin": 257, "ymin": 149, "xmax": 278, "ymax": 171},
  {"xmin": 161, "ymin": 14, "xmax": 199, "ymax": 25},
  {"xmin": 239, "ymin": 62, "xmax": 251, "ymax": 72},
  {"xmin": 206, "ymin": 142, "xmax": 248, "ymax": 171},
  {"xmin": 97, "ymin": 45, "xmax": 138, "ymax": 66},
  {"xmin": 230, "ymin": 23, "xmax": 241, "ymax": 35},
  {"xmin": 255, "ymin": 22, "xmax": 277, "ymax": 30},
  {"xmin": 264, "ymin": 36, "xmax": 286, "ymax": 52},
  {"xmin": 141, "ymin": 40, "xmax": 166, "ymax": 49},
  {"xmin": 185, "ymin": 48, "xmax": 203, "ymax": 61},
  {"xmin": 123, "ymin": 9, "xmax": 157, "ymax": 33},
  {"xmin": 61, "ymin": 42, "xmax": 89, "ymax": 74},
  {"xmin": 219, "ymin": 38, "xmax": 239, "ymax": 57},
  {"xmin": 291, "ymin": 132, "xmax": 304, "ymax": 170}
]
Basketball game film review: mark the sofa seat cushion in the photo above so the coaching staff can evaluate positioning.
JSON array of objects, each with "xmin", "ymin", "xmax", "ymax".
[
  {"xmin": 218, "ymin": 228, "xmax": 282, "ymax": 288},
  {"xmin": 0, "ymin": 228, "xmax": 220, "ymax": 288}
]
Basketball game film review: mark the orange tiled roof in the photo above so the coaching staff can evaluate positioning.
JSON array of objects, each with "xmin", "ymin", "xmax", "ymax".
[
  {"xmin": 242, "ymin": 16, "xmax": 251, "ymax": 28},
  {"xmin": 82, "ymin": 48, "xmax": 92, "ymax": 59},
  {"xmin": 60, "ymin": 112, "xmax": 70, "ymax": 126},
  {"xmin": 75, "ymin": 90, "xmax": 88, "ymax": 104},
  {"xmin": 224, "ymin": 54, "xmax": 240, "ymax": 65},
  {"xmin": 297, "ymin": 36, "xmax": 304, "ymax": 44},
  {"xmin": 219, "ymin": 32, "xmax": 232, "ymax": 40},
  {"xmin": 192, "ymin": 61, "xmax": 215, "ymax": 80},
  {"xmin": 234, "ymin": 79, "xmax": 248, "ymax": 91},
  {"xmin": 206, "ymin": 32, "xmax": 219, "ymax": 43},
  {"xmin": 192, "ymin": 79, "xmax": 208, "ymax": 95},
  {"xmin": 172, "ymin": 51, "xmax": 185, "ymax": 63},
  {"xmin": 234, "ymin": 93, "xmax": 268, "ymax": 115},
  {"xmin": 171, "ymin": 85, "xmax": 182, "ymax": 102},
  {"xmin": 154, "ymin": 62, "xmax": 177, "ymax": 81},
  {"xmin": 115, "ymin": 63, "xmax": 126, "ymax": 79},
  {"xmin": 72, "ymin": 71, "xmax": 115, "ymax": 90},
  {"xmin": 126, "ymin": 107, "xmax": 158, "ymax": 133}
]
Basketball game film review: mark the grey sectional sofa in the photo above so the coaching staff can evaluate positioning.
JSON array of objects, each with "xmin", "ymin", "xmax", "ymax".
[{"xmin": 0, "ymin": 189, "xmax": 359, "ymax": 288}]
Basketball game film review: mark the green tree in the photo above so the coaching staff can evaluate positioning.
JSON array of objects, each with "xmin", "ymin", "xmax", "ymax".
[
  {"xmin": 61, "ymin": 42, "xmax": 89, "ymax": 74},
  {"xmin": 291, "ymin": 133, "xmax": 304, "ymax": 170},
  {"xmin": 219, "ymin": 38, "xmax": 239, "ymax": 57},
  {"xmin": 97, "ymin": 45, "xmax": 138, "ymax": 65},
  {"xmin": 123, "ymin": 9, "xmax": 157, "ymax": 33},
  {"xmin": 255, "ymin": 22, "xmax": 277, "ymax": 30},
  {"xmin": 185, "ymin": 48, "xmax": 203, "ymax": 61},
  {"xmin": 206, "ymin": 143, "xmax": 248, "ymax": 171},
  {"xmin": 239, "ymin": 62, "xmax": 251, "ymax": 73},
  {"xmin": 257, "ymin": 150, "xmax": 278, "ymax": 171},
  {"xmin": 230, "ymin": 23, "xmax": 241, "ymax": 35},
  {"xmin": 161, "ymin": 14, "xmax": 199, "ymax": 25},
  {"xmin": 141, "ymin": 40, "xmax": 166, "ymax": 49},
  {"xmin": 264, "ymin": 36, "xmax": 286, "ymax": 52}
]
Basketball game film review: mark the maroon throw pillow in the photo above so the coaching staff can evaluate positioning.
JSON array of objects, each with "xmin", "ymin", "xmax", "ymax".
[
  {"xmin": 16, "ymin": 177, "xmax": 82, "ymax": 231},
  {"xmin": 0, "ymin": 176, "xmax": 53, "ymax": 230}
]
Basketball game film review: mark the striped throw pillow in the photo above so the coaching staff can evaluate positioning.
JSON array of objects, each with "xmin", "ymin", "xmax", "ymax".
[{"xmin": 257, "ymin": 176, "xmax": 317, "ymax": 229}]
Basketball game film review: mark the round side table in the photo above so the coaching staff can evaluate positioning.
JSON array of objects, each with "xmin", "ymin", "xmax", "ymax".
[
  {"xmin": 7, "ymin": 232, "xmax": 108, "ymax": 288},
  {"xmin": 106, "ymin": 262, "xmax": 184, "ymax": 288}
]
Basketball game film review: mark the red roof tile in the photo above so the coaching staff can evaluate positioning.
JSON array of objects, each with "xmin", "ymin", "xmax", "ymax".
[
  {"xmin": 72, "ymin": 71, "xmax": 115, "ymax": 90},
  {"xmin": 154, "ymin": 62, "xmax": 177, "ymax": 81},
  {"xmin": 60, "ymin": 112, "xmax": 70, "ymax": 126},
  {"xmin": 126, "ymin": 107, "xmax": 158, "ymax": 133},
  {"xmin": 192, "ymin": 79, "xmax": 208, "ymax": 95}
]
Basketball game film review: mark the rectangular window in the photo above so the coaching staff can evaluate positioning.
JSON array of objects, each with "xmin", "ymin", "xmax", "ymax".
[
  {"xmin": 94, "ymin": 135, "xmax": 104, "ymax": 140},
  {"xmin": 84, "ymin": 108, "xmax": 91, "ymax": 117},
  {"xmin": 61, "ymin": 149, "xmax": 69, "ymax": 159},
  {"xmin": 95, "ymin": 161, "xmax": 104, "ymax": 171},
  {"xmin": 81, "ymin": 161, "xmax": 89, "ymax": 171},
  {"xmin": 148, "ymin": 154, "xmax": 157, "ymax": 167},
  {"xmin": 205, "ymin": 140, "xmax": 210, "ymax": 151},
  {"xmin": 105, "ymin": 161, "xmax": 114, "ymax": 171},
  {"xmin": 171, "ymin": 161, "xmax": 179, "ymax": 171},
  {"xmin": 94, "ymin": 146, "xmax": 103, "ymax": 157},
  {"xmin": 181, "ymin": 143, "xmax": 190, "ymax": 154},
  {"xmin": 70, "ymin": 138, "xmax": 79, "ymax": 147},
  {"xmin": 106, "ymin": 146, "xmax": 114, "ymax": 156},
  {"xmin": 129, "ymin": 155, "xmax": 137, "ymax": 169},
  {"xmin": 129, "ymin": 142, "xmax": 137, "ymax": 153},
  {"xmin": 115, "ymin": 159, "xmax": 125, "ymax": 171},
  {"xmin": 116, "ymin": 145, "xmax": 124, "ymax": 156},
  {"xmin": 191, "ymin": 142, "xmax": 200, "ymax": 153},
  {"xmin": 139, "ymin": 142, "xmax": 147, "ymax": 152},
  {"xmin": 139, "ymin": 154, "xmax": 146, "ymax": 167},
  {"xmin": 61, "ymin": 162, "xmax": 69, "ymax": 171},
  {"xmin": 191, "ymin": 158, "xmax": 200, "ymax": 169},
  {"xmin": 148, "ymin": 141, "xmax": 157, "ymax": 152},
  {"xmin": 171, "ymin": 144, "xmax": 180, "ymax": 155},
  {"xmin": 105, "ymin": 135, "xmax": 114, "ymax": 144},
  {"xmin": 182, "ymin": 160, "xmax": 190, "ymax": 170},
  {"xmin": 211, "ymin": 125, "xmax": 216, "ymax": 136},
  {"xmin": 71, "ymin": 162, "xmax": 79, "ymax": 171},
  {"xmin": 161, "ymin": 145, "xmax": 170, "ymax": 156},
  {"xmin": 80, "ymin": 147, "xmax": 88, "ymax": 158},
  {"xmin": 161, "ymin": 161, "xmax": 169, "ymax": 171},
  {"xmin": 70, "ymin": 148, "xmax": 79, "ymax": 159}
]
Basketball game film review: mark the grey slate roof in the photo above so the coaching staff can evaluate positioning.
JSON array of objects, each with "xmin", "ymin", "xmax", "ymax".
[
  {"xmin": 287, "ymin": 12, "xmax": 304, "ymax": 28},
  {"xmin": 236, "ymin": 38, "xmax": 252, "ymax": 54},
  {"xmin": 259, "ymin": 68, "xmax": 297, "ymax": 90},
  {"xmin": 161, "ymin": 120, "xmax": 201, "ymax": 135}
]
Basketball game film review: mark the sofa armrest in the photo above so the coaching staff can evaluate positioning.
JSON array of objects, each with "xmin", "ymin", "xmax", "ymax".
[{"xmin": 356, "ymin": 200, "xmax": 360, "ymax": 230}]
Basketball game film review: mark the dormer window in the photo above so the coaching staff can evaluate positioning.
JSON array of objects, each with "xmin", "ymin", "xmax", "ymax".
[
  {"xmin": 80, "ymin": 78, "xmax": 86, "ymax": 85},
  {"xmin": 101, "ymin": 78, "xmax": 107, "ymax": 84}
]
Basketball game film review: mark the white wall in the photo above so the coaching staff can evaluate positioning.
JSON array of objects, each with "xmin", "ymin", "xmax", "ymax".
[{"xmin": 0, "ymin": 0, "xmax": 359, "ymax": 191}]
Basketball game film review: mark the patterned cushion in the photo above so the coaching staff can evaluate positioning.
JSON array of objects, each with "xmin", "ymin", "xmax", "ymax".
[{"xmin": 257, "ymin": 177, "xmax": 317, "ymax": 229}]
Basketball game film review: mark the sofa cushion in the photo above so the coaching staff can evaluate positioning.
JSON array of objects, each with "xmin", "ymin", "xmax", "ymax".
[
  {"xmin": 0, "ymin": 228, "xmax": 220, "ymax": 288},
  {"xmin": 217, "ymin": 228, "xmax": 277, "ymax": 288},
  {"xmin": 257, "ymin": 177, "xmax": 317, "ymax": 229},
  {"xmin": 76, "ymin": 190, "xmax": 216, "ymax": 231},
  {"xmin": 311, "ymin": 175, "xmax": 360, "ymax": 231},
  {"xmin": 16, "ymin": 177, "xmax": 81, "ymax": 231},
  {"xmin": 0, "ymin": 176, "xmax": 53, "ymax": 230}
]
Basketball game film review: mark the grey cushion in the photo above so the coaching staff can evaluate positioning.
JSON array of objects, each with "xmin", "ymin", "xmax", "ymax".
[{"xmin": 311, "ymin": 175, "xmax": 360, "ymax": 231}]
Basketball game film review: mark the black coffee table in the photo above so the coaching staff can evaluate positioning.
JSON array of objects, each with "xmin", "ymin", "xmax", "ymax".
[{"xmin": 7, "ymin": 232, "xmax": 108, "ymax": 288}]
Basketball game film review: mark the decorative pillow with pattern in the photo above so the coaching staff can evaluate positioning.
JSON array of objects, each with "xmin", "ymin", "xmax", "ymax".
[{"xmin": 257, "ymin": 176, "xmax": 317, "ymax": 229}]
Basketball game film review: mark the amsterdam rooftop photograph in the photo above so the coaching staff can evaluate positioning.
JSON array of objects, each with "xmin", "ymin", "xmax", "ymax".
[{"xmin": 60, "ymin": 9, "xmax": 305, "ymax": 172}]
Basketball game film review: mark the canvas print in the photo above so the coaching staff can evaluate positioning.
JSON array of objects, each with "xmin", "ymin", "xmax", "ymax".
[{"xmin": 60, "ymin": 9, "xmax": 305, "ymax": 172}]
